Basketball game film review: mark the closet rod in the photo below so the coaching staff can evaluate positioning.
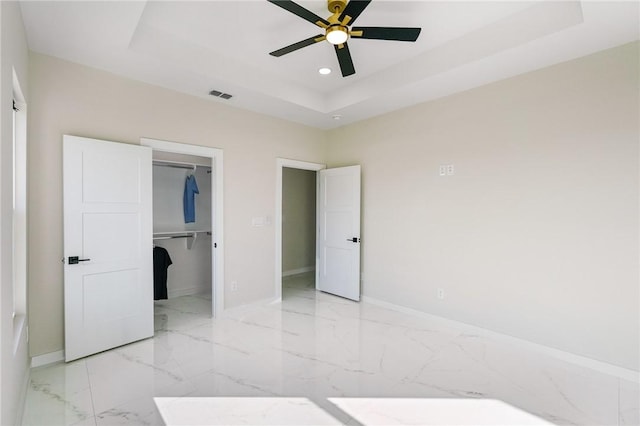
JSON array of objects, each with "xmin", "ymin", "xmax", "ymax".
[
  {"xmin": 153, "ymin": 235, "xmax": 193, "ymax": 240},
  {"xmin": 152, "ymin": 160, "xmax": 212, "ymax": 170},
  {"xmin": 153, "ymin": 162, "xmax": 196, "ymax": 171}
]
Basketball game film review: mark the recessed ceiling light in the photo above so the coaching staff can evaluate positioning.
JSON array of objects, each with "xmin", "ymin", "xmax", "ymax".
[
  {"xmin": 332, "ymin": 115, "xmax": 342, "ymax": 120},
  {"xmin": 318, "ymin": 67, "xmax": 332, "ymax": 75}
]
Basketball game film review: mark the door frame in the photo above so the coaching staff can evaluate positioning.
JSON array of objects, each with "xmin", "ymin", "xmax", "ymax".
[
  {"xmin": 141, "ymin": 138, "xmax": 224, "ymax": 317},
  {"xmin": 275, "ymin": 158, "xmax": 326, "ymax": 301}
]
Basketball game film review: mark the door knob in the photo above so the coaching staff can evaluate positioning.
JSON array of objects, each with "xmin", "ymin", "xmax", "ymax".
[
  {"xmin": 346, "ymin": 237, "xmax": 360, "ymax": 243},
  {"xmin": 68, "ymin": 256, "xmax": 91, "ymax": 265}
]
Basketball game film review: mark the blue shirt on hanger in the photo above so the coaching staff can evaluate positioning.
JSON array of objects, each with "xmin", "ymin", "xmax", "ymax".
[{"xmin": 183, "ymin": 175, "xmax": 199, "ymax": 223}]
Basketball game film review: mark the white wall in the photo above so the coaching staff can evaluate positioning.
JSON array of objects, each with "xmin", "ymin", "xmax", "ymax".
[
  {"xmin": 282, "ymin": 167, "xmax": 316, "ymax": 274},
  {"xmin": 327, "ymin": 42, "xmax": 639, "ymax": 371},
  {"xmin": 27, "ymin": 53, "xmax": 326, "ymax": 357},
  {"xmin": 0, "ymin": 2, "xmax": 30, "ymax": 424}
]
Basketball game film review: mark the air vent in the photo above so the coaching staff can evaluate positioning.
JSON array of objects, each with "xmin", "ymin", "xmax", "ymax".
[{"xmin": 209, "ymin": 90, "xmax": 233, "ymax": 100}]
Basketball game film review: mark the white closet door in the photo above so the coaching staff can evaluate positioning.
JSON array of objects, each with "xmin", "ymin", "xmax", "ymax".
[{"xmin": 63, "ymin": 135, "xmax": 153, "ymax": 361}]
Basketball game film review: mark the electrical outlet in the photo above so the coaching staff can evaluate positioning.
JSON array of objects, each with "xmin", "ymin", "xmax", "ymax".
[
  {"xmin": 439, "ymin": 165, "xmax": 446, "ymax": 176},
  {"xmin": 231, "ymin": 281, "xmax": 238, "ymax": 292},
  {"xmin": 437, "ymin": 288, "xmax": 445, "ymax": 300}
]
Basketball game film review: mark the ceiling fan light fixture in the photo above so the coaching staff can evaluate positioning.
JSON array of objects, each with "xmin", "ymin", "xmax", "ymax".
[
  {"xmin": 318, "ymin": 67, "xmax": 332, "ymax": 75},
  {"xmin": 326, "ymin": 25, "xmax": 348, "ymax": 45},
  {"xmin": 267, "ymin": 0, "xmax": 422, "ymax": 78}
]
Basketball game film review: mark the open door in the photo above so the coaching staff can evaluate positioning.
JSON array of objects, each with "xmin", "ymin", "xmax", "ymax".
[
  {"xmin": 63, "ymin": 135, "xmax": 153, "ymax": 361},
  {"xmin": 317, "ymin": 165, "xmax": 361, "ymax": 301}
]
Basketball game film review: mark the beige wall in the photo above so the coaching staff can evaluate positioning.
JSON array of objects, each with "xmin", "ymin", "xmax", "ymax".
[
  {"xmin": 327, "ymin": 42, "xmax": 639, "ymax": 370},
  {"xmin": 26, "ymin": 40, "xmax": 639, "ymax": 372},
  {"xmin": 1, "ymin": 2, "xmax": 30, "ymax": 424},
  {"xmin": 27, "ymin": 53, "xmax": 326, "ymax": 357},
  {"xmin": 282, "ymin": 167, "xmax": 316, "ymax": 273}
]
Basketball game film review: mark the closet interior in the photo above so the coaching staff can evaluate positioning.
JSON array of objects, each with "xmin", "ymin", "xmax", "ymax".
[{"xmin": 152, "ymin": 151, "xmax": 213, "ymax": 305}]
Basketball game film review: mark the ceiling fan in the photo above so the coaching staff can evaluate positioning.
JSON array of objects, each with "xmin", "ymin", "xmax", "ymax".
[{"xmin": 268, "ymin": 0, "xmax": 421, "ymax": 77}]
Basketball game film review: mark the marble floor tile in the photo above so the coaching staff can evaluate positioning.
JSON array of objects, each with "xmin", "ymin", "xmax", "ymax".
[
  {"xmin": 21, "ymin": 273, "xmax": 637, "ymax": 425},
  {"xmin": 87, "ymin": 349, "xmax": 192, "ymax": 414},
  {"xmin": 154, "ymin": 397, "xmax": 343, "ymax": 425},
  {"xmin": 69, "ymin": 417, "xmax": 98, "ymax": 426},
  {"xmin": 21, "ymin": 383, "xmax": 94, "ymax": 426},
  {"xmin": 329, "ymin": 397, "xmax": 553, "ymax": 425},
  {"xmin": 404, "ymin": 332, "xmax": 620, "ymax": 425},
  {"xmin": 619, "ymin": 379, "xmax": 640, "ymax": 425},
  {"xmin": 29, "ymin": 359, "xmax": 91, "ymax": 397},
  {"xmin": 95, "ymin": 395, "xmax": 164, "ymax": 426}
]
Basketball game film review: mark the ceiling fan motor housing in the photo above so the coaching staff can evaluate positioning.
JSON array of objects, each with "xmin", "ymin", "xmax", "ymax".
[{"xmin": 328, "ymin": 0, "xmax": 347, "ymax": 14}]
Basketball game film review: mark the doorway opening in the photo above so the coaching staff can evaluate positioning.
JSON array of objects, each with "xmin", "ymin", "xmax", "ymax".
[
  {"xmin": 282, "ymin": 167, "xmax": 316, "ymax": 299},
  {"xmin": 141, "ymin": 138, "xmax": 224, "ymax": 318},
  {"xmin": 275, "ymin": 159, "xmax": 325, "ymax": 301}
]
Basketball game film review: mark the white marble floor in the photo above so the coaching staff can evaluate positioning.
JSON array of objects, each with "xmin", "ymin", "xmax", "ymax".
[{"xmin": 22, "ymin": 273, "xmax": 639, "ymax": 425}]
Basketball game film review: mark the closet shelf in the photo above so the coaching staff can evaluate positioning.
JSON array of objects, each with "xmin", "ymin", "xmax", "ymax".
[
  {"xmin": 153, "ymin": 159, "xmax": 212, "ymax": 171},
  {"xmin": 153, "ymin": 230, "xmax": 212, "ymax": 250}
]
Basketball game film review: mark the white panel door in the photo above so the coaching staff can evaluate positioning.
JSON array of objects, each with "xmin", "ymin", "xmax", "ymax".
[
  {"xmin": 63, "ymin": 135, "xmax": 153, "ymax": 361},
  {"xmin": 317, "ymin": 165, "xmax": 361, "ymax": 301}
]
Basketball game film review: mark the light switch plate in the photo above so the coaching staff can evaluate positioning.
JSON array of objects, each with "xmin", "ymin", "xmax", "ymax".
[{"xmin": 446, "ymin": 165, "xmax": 455, "ymax": 175}]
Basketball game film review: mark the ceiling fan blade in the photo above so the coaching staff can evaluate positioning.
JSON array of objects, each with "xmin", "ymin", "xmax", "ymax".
[
  {"xmin": 269, "ymin": 35, "xmax": 325, "ymax": 57},
  {"xmin": 267, "ymin": 0, "xmax": 330, "ymax": 28},
  {"xmin": 338, "ymin": 0, "xmax": 372, "ymax": 25},
  {"xmin": 351, "ymin": 26, "xmax": 421, "ymax": 42},
  {"xmin": 334, "ymin": 43, "xmax": 355, "ymax": 77}
]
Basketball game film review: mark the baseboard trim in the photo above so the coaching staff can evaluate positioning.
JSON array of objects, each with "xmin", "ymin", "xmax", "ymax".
[
  {"xmin": 31, "ymin": 350, "xmax": 65, "ymax": 368},
  {"xmin": 361, "ymin": 296, "xmax": 639, "ymax": 383},
  {"xmin": 282, "ymin": 267, "xmax": 315, "ymax": 277}
]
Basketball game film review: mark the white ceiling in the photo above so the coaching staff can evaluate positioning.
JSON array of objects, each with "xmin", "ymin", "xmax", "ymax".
[{"xmin": 19, "ymin": 1, "xmax": 640, "ymax": 129}]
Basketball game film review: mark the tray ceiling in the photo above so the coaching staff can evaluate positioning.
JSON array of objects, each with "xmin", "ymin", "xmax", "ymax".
[{"xmin": 20, "ymin": 1, "xmax": 640, "ymax": 129}]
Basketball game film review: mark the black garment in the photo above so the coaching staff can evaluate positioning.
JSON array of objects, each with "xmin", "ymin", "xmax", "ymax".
[{"xmin": 153, "ymin": 246, "xmax": 172, "ymax": 300}]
